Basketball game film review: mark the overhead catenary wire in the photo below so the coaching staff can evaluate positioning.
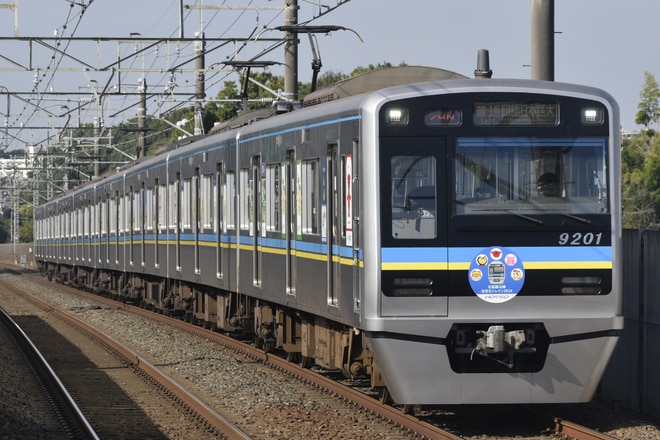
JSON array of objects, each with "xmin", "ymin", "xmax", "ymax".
[{"xmin": 0, "ymin": 0, "xmax": 353, "ymax": 164}]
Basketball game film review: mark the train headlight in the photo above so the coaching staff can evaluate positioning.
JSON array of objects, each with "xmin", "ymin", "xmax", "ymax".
[
  {"xmin": 385, "ymin": 108, "xmax": 409, "ymax": 126},
  {"xmin": 581, "ymin": 107, "xmax": 604, "ymax": 125}
]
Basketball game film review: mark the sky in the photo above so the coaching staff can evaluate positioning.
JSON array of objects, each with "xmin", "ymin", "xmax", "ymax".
[{"xmin": 0, "ymin": 0, "xmax": 657, "ymax": 151}]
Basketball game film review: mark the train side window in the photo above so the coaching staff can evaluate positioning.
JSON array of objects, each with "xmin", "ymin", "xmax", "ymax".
[
  {"xmin": 144, "ymin": 187, "xmax": 154, "ymax": 231},
  {"xmin": 168, "ymin": 182, "xmax": 177, "ymax": 232},
  {"xmin": 239, "ymin": 169, "xmax": 250, "ymax": 230},
  {"xmin": 91, "ymin": 204, "xmax": 98, "ymax": 236},
  {"xmin": 201, "ymin": 174, "xmax": 214, "ymax": 231},
  {"xmin": 158, "ymin": 184, "xmax": 166, "ymax": 232},
  {"xmin": 109, "ymin": 197, "xmax": 117, "ymax": 234},
  {"xmin": 134, "ymin": 189, "xmax": 141, "ymax": 233},
  {"xmin": 266, "ymin": 163, "xmax": 281, "ymax": 232},
  {"xmin": 101, "ymin": 199, "xmax": 108, "ymax": 235},
  {"xmin": 301, "ymin": 159, "xmax": 320, "ymax": 235},
  {"xmin": 226, "ymin": 171, "xmax": 236, "ymax": 229},
  {"xmin": 76, "ymin": 208, "xmax": 82, "ymax": 237},
  {"xmin": 84, "ymin": 205, "xmax": 89, "ymax": 237},
  {"xmin": 181, "ymin": 178, "xmax": 192, "ymax": 230},
  {"xmin": 121, "ymin": 194, "xmax": 129, "ymax": 234}
]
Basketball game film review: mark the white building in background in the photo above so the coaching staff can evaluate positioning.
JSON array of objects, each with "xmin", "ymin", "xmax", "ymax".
[{"xmin": 0, "ymin": 149, "xmax": 29, "ymax": 212}]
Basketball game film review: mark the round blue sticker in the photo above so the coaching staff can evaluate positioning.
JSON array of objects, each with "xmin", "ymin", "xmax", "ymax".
[{"xmin": 468, "ymin": 246, "xmax": 525, "ymax": 303}]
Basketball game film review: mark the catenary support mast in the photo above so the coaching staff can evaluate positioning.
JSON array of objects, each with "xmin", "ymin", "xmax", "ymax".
[
  {"xmin": 284, "ymin": 0, "xmax": 299, "ymax": 102},
  {"xmin": 531, "ymin": 0, "xmax": 554, "ymax": 81}
]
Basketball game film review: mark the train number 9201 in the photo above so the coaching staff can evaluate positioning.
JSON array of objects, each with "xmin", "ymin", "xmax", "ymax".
[{"xmin": 558, "ymin": 232, "xmax": 603, "ymax": 246}]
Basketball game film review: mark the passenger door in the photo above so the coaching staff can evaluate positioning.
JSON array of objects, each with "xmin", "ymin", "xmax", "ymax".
[
  {"xmin": 285, "ymin": 150, "xmax": 297, "ymax": 296},
  {"xmin": 327, "ymin": 145, "xmax": 341, "ymax": 307}
]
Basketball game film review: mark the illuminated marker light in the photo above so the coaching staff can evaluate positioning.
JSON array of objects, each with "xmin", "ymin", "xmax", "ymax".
[
  {"xmin": 581, "ymin": 107, "xmax": 604, "ymax": 125},
  {"xmin": 385, "ymin": 108, "xmax": 409, "ymax": 125}
]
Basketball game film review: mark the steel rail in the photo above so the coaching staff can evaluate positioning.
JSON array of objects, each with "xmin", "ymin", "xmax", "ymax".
[
  {"xmin": 555, "ymin": 418, "xmax": 617, "ymax": 440},
  {"xmin": 0, "ymin": 277, "xmax": 252, "ymax": 440},
  {"xmin": 0, "ymin": 304, "xmax": 100, "ymax": 440}
]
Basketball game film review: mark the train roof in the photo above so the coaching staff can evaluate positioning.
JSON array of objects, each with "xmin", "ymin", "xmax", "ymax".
[
  {"xmin": 207, "ymin": 66, "xmax": 467, "ymax": 136},
  {"xmin": 302, "ymin": 65, "xmax": 468, "ymax": 107}
]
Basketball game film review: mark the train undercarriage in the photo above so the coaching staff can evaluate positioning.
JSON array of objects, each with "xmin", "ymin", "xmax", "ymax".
[{"xmin": 40, "ymin": 262, "xmax": 377, "ymax": 384}]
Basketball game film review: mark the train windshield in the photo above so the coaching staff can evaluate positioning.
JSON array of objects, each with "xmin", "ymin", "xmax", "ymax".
[
  {"xmin": 453, "ymin": 136, "xmax": 609, "ymax": 215},
  {"xmin": 391, "ymin": 155, "xmax": 438, "ymax": 239}
]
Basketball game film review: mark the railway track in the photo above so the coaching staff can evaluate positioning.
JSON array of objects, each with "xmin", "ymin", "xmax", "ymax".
[
  {"xmin": 17, "ymin": 270, "xmax": 463, "ymax": 439},
  {"xmin": 0, "ymin": 271, "xmax": 251, "ymax": 439},
  {"xmin": 0, "ymin": 267, "xmax": 636, "ymax": 439},
  {"xmin": 554, "ymin": 419, "xmax": 617, "ymax": 440},
  {"xmin": 0, "ymin": 305, "xmax": 99, "ymax": 439}
]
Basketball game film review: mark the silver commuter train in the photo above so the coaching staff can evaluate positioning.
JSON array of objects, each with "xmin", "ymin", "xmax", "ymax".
[{"xmin": 34, "ymin": 66, "xmax": 623, "ymax": 406}]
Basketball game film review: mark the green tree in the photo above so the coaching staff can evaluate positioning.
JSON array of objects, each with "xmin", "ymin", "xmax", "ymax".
[
  {"xmin": 622, "ymin": 134, "xmax": 658, "ymax": 228},
  {"xmin": 635, "ymin": 71, "xmax": 660, "ymax": 136},
  {"xmin": 622, "ymin": 72, "xmax": 660, "ymax": 229},
  {"xmin": 19, "ymin": 203, "xmax": 33, "ymax": 242},
  {"xmin": 350, "ymin": 61, "xmax": 401, "ymax": 76},
  {"xmin": 0, "ymin": 208, "xmax": 9, "ymax": 243}
]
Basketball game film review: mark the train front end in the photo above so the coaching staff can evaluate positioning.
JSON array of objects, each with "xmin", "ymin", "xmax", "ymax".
[{"xmin": 361, "ymin": 79, "xmax": 622, "ymax": 405}]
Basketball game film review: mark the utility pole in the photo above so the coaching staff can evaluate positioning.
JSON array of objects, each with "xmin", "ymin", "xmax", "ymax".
[
  {"xmin": 179, "ymin": 0, "xmax": 184, "ymax": 39},
  {"xmin": 531, "ymin": 0, "xmax": 554, "ymax": 81},
  {"xmin": 283, "ymin": 0, "xmax": 299, "ymax": 102},
  {"xmin": 12, "ymin": 189, "xmax": 17, "ymax": 260},
  {"xmin": 137, "ymin": 77, "xmax": 146, "ymax": 157},
  {"xmin": 93, "ymin": 116, "xmax": 101, "ymax": 177},
  {"xmin": 194, "ymin": 32, "xmax": 205, "ymax": 136},
  {"xmin": 0, "ymin": 0, "xmax": 18, "ymax": 37}
]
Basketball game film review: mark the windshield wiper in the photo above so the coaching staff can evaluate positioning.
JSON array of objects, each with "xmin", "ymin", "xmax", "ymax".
[{"xmin": 560, "ymin": 213, "xmax": 592, "ymax": 224}]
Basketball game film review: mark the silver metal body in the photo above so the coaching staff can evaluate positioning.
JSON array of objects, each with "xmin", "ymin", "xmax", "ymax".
[{"xmin": 34, "ymin": 77, "xmax": 622, "ymax": 405}]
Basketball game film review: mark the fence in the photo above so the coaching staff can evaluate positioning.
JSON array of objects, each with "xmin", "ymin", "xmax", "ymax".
[{"xmin": 597, "ymin": 229, "xmax": 660, "ymax": 418}]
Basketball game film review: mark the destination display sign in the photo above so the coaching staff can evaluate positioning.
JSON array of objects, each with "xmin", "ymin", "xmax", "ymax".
[{"xmin": 473, "ymin": 101, "xmax": 559, "ymax": 126}]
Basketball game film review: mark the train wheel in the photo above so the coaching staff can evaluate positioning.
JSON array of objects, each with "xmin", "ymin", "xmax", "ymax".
[
  {"xmin": 377, "ymin": 387, "xmax": 391, "ymax": 404},
  {"xmin": 264, "ymin": 341, "xmax": 275, "ymax": 354},
  {"xmin": 401, "ymin": 404, "xmax": 414, "ymax": 416},
  {"xmin": 300, "ymin": 356, "xmax": 313, "ymax": 369},
  {"xmin": 286, "ymin": 351, "xmax": 300, "ymax": 363}
]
